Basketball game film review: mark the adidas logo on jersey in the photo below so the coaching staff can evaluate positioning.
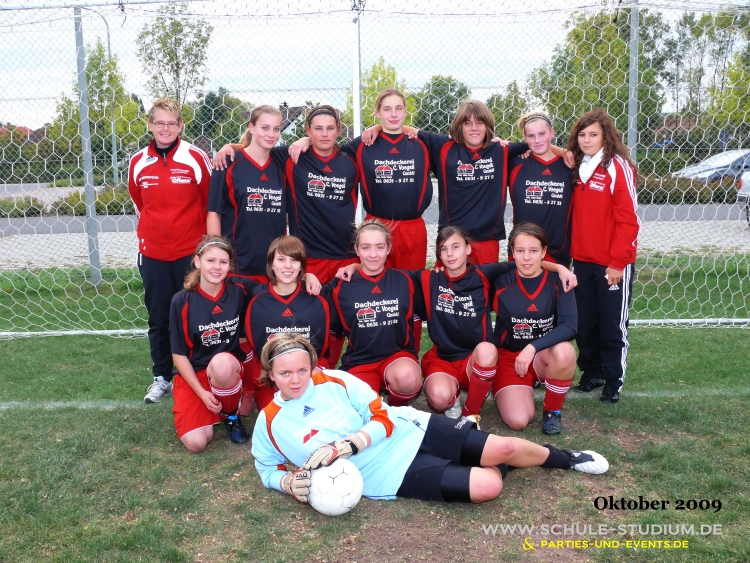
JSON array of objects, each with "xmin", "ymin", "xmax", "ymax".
[
  {"xmin": 542, "ymin": 168, "xmax": 552, "ymax": 176},
  {"xmin": 471, "ymin": 151, "xmax": 481, "ymax": 161},
  {"xmin": 211, "ymin": 305, "xmax": 224, "ymax": 315},
  {"xmin": 260, "ymin": 173, "xmax": 269, "ymax": 181},
  {"xmin": 371, "ymin": 285, "xmax": 382, "ymax": 294},
  {"xmin": 282, "ymin": 308, "xmax": 294, "ymax": 317},
  {"xmin": 527, "ymin": 303, "xmax": 538, "ymax": 312},
  {"xmin": 389, "ymin": 147, "xmax": 399, "ymax": 154},
  {"xmin": 323, "ymin": 165, "xmax": 333, "ymax": 173},
  {"xmin": 303, "ymin": 429, "xmax": 319, "ymax": 443},
  {"xmin": 303, "ymin": 405, "xmax": 315, "ymax": 417}
]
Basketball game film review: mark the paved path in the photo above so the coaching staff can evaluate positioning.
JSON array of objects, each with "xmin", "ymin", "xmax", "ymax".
[{"xmin": 2, "ymin": 219, "xmax": 748, "ymax": 271}]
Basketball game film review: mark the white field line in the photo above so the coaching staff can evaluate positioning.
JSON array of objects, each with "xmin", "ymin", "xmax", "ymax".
[
  {"xmin": 0, "ymin": 400, "xmax": 146, "ymax": 410},
  {"xmin": 1, "ymin": 387, "xmax": 748, "ymax": 411}
]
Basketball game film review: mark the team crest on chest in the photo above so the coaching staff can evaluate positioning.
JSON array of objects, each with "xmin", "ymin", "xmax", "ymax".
[
  {"xmin": 457, "ymin": 161, "xmax": 474, "ymax": 177},
  {"xmin": 438, "ymin": 293, "xmax": 454, "ymax": 309},
  {"xmin": 375, "ymin": 164, "xmax": 392, "ymax": 178},
  {"xmin": 201, "ymin": 327, "xmax": 221, "ymax": 346},
  {"xmin": 526, "ymin": 185, "xmax": 543, "ymax": 200}
]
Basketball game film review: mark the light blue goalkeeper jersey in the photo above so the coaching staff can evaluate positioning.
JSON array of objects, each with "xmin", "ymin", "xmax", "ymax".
[{"xmin": 251, "ymin": 369, "xmax": 431, "ymax": 500}]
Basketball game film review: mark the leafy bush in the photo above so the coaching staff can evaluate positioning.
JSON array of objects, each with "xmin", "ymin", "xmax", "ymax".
[
  {"xmin": 0, "ymin": 196, "xmax": 46, "ymax": 218},
  {"xmin": 48, "ymin": 187, "xmax": 135, "ymax": 216}
]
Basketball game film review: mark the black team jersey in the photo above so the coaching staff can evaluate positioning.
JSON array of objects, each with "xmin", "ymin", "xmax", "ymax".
[
  {"xmin": 418, "ymin": 131, "xmax": 528, "ymax": 241},
  {"xmin": 420, "ymin": 262, "xmax": 516, "ymax": 362},
  {"xmin": 272, "ymin": 146, "xmax": 358, "ymax": 260},
  {"xmin": 509, "ymin": 154, "xmax": 573, "ymax": 265},
  {"xmin": 327, "ymin": 268, "xmax": 423, "ymax": 369},
  {"xmin": 244, "ymin": 282, "xmax": 332, "ymax": 359},
  {"xmin": 340, "ymin": 133, "xmax": 432, "ymax": 220},
  {"xmin": 208, "ymin": 150, "xmax": 286, "ymax": 276},
  {"xmin": 169, "ymin": 278, "xmax": 258, "ymax": 371},
  {"xmin": 492, "ymin": 270, "xmax": 577, "ymax": 353}
]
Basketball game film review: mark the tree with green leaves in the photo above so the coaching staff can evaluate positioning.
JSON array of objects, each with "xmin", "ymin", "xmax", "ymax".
[
  {"xmin": 486, "ymin": 81, "xmax": 529, "ymax": 142},
  {"xmin": 136, "ymin": 3, "xmax": 213, "ymax": 104},
  {"xmin": 528, "ymin": 9, "xmax": 666, "ymax": 142},
  {"xmin": 343, "ymin": 57, "xmax": 417, "ymax": 131},
  {"xmin": 413, "ymin": 75, "xmax": 470, "ymax": 133},
  {"xmin": 707, "ymin": 11, "xmax": 750, "ymax": 146},
  {"xmin": 48, "ymin": 39, "xmax": 145, "ymax": 184},
  {"xmin": 186, "ymin": 87, "xmax": 252, "ymax": 150}
]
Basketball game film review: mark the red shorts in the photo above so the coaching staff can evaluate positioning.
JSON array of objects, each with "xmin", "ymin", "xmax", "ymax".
[
  {"xmin": 365, "ymin": 214, "xmax": 428, "ymax": 270},
  {"xmin": 492, "ymin": 348, "xmax": 541, "ymax": 395},
  {"xmin": 470, "ymin": 239, "xmax": 501, "ymax": 265},
  {"xmin": 346, "ymin": 350, "xmax": 419, "ymax": 394},
  {"xmin": 306, "ymin": 256, "xmax": 359, "ymax": 284},
  {"xmin": 172, "ymin": 353, "xmax": 244, "ymax": 439},
  {"xmin": 420, "ymin": 345, "xmax": 471, "ymax": 391}
]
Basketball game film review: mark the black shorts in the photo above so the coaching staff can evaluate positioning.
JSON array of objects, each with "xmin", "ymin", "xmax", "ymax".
[{"xmin": 396, "ymin": 415, "xmax": 489, "ymax": 502}]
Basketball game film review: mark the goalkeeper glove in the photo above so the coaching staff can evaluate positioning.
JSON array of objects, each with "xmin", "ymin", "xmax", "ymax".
[
  {"xmin": 303, "ymin": 432, "xmax": 368, "ymax": 470},
  {"xmin": 280, "ymin": 468, "xmax": 311, "ymax": 503}
]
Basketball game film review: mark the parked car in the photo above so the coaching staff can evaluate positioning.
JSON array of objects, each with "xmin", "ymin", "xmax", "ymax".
[
  {"xmin": 737, "ymin": 172, "xmax": 750, "ymax": 226},
  {"xmin": 672, "ymin": 149, "xmax": 750, "ymax": 182}
]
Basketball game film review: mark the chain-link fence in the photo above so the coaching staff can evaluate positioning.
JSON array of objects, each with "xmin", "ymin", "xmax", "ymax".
[{"xmin": 1, "ymin": 0, "xmax": 749, "ymax": 336}]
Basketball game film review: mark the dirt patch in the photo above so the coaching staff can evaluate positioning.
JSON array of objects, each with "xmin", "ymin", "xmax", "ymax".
[{"xmin": 313, "ymin": 504, "xmax": 596, "ymax": 563}]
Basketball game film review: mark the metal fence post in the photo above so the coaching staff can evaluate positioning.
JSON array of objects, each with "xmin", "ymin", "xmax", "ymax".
[
  {"xmin": 352, "ymin": 0, "xmax": 364, "ymax": 224},
  {"xmin": 74, "ymin": 7, "xmax": 102, "ymax": 286},
  {"xmin": 627, "ymin": 0, "xmax": 639, "ymax": 164}
]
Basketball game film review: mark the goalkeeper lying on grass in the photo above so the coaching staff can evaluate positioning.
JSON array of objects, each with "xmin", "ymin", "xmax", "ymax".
[{"xmin": 252, "ymin": 333, "xmax": 609, "ymax": 504}]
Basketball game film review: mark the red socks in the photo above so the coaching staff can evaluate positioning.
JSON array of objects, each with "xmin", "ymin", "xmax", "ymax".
[
  {"xmin": 386, "ymin": 385, "xmax": 420, "ymax": 407},
  {"xmin": 462, "ymin": 362, "xmax": 497, "ymax": 417},
  {"xmin": 210, "ymin": 378, "xmax": 242, "ymax": 418},
  {"xmin": 543, "ymin": 377, "xmax": 573, "ymax": 411}
]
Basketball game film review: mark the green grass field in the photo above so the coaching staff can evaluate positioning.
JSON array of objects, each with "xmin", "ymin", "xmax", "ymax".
[
  {"xmin": 1, "ymin": 253, "xmax": 748, "ymax": 333},
  {"xmin": 1, "ymin": 329, "xmax": 749, "ymax": 563}
]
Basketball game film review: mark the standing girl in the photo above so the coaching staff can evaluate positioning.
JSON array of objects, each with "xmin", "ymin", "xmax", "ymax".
[
  {"xmin": 129, "ymin": 98, "xmax": 212, "ymax": 404},
  {"xmin": 365, "ymin": 100, "xmax": 544, "ymax": 264},
  {"xmin": 207, "ymin": 105, "xmax": 286, "ymax": 283},
  {"xmin": 567, "ymin": 109, "xmax": 640, "ymax": 404},
  {"xmin": 508, "ymin": 111, "xmax": 573, "ymax": 265},
  {"xmin": 169, "ymin": 235, "xmax": 259, "ymax": 452},
  {"xmin": 491, "ymin": 223, "xmax": 578, "ymax": 434}
]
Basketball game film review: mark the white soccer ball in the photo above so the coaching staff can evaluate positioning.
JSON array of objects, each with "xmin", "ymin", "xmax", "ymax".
[{"xmin": 307, "ymin": 458, "xmax": 364, "ymax": 516}]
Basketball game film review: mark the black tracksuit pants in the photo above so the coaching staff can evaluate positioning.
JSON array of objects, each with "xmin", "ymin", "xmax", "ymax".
[
  {"xmin": 573, "ymin": 260, "xmax": 634, "ymax": 393},
  {"xmin": 138, "ymin": 252, "xmax": 193, "ymax": 382}
]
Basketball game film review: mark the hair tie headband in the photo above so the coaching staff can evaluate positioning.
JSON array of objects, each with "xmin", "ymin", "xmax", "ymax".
[
  {"xmin": 306, "ymin": 108, "xmax": 337, "ymax": 124},
  {"xmin": 269, "ymin": 346, "xmax": 311, "ymax": 363},
  {"xmin": 198, "ymin": 241, "xmax": 230, "ymax": 254},
  {"xmin": 524, "ymin": 115, "xmax": 553, "ymax": 127},
  {"xmin": 359, "ymin": 222, "xmax": 389, "ymax": 235}
]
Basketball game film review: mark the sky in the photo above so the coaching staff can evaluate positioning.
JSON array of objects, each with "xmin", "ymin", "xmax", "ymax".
[{"xmin": 0, "ymin": 0, "xmax": 744, "ymax": 129}]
